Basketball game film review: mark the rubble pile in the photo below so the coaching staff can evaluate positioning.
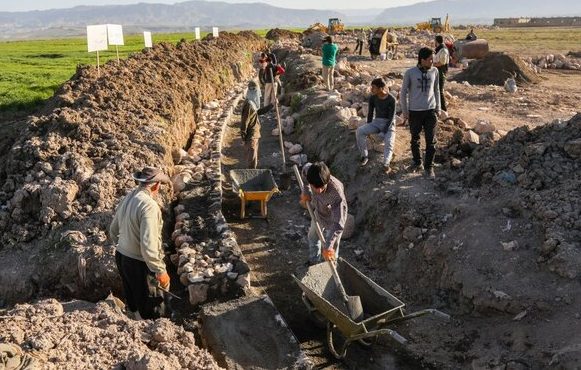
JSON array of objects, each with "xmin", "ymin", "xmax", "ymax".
[
  {"xmin": 0, "ymin": 32, "xmax": 266, "ymax": 305},
  {"xmin": 456, "ymin": 114, "xmax": 581, "ymax": 279},
  {"xmin": 526, "ymin": 53, "xmax": 581, "ymax": 70},
  {"xmin": 0, "ymin": 298, "xmax": 222, "ymax": 369}
]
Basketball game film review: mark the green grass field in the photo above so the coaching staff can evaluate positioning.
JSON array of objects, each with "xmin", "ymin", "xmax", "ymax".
[
  {"xmin": 1, "ymin": 27, "xmax": 579, "ymax": 113},
  {"xmin": 0, "ymin": 32, "xmax": 210, "ymax": 112}
]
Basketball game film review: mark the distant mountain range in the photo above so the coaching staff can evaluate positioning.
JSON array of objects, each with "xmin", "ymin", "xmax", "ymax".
[
  {"xmin": 376, "ymin": 0, "xmax": 581, "ymax": 24},
  {"xmin": 1, "ymin": 0, "xmax": 579, "ymax": 40}
]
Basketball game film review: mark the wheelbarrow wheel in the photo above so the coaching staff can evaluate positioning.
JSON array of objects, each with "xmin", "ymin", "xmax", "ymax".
[
  {"xmin": 326, "ymin": 322, "xmax": 350, "ymax": 360},
  {"xmin": 301, "ymin": 293, "xmax": 327, "ymax": 329}
]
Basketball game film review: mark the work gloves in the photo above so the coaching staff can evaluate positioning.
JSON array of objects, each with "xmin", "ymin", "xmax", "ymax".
[
  {"xmin": 299, "ymin": 193, "xmax": 311, "ymax": 209},
  {"xmin": 322, "ymin": 248, "xmax": 336, "ymax": 261},
  {"xmin": 156, "ymin": 272, "xmax": 170, "ymax": 290}
]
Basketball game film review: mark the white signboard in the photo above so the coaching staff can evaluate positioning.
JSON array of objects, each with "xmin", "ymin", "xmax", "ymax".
[
  {"xmin": 143, "ymin": 31, "xmax": 153, "ymax": 48},
  {"xmin": 87, "ymin": 25, "xmax": 108, "ymax": 52},
  {"xmin": 195, "ymin": 27, "xmax": 201, "ymax": 40},
  {"xmin": 212, "ymin": 27, "xmax": 219, "ymax": 37},
  {"xmin": 107, "ymin": 24, "xmax": 124, "ymax": 46}
]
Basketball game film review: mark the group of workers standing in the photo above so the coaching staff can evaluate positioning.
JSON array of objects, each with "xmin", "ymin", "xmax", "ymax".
[{"xmin": 108, "ymin": 30, "xmax": 455, "ymax": 320}]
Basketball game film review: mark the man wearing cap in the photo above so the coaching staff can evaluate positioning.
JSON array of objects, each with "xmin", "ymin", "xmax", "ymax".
[
  {"xmin": 109, "ymin": 166, "xmax": 171, "ymax": 320},
  {"xmin": 240, "ymin": 80, "xmax": 272, "ymax": 169},
  {"xmin": 299, "ymin": 162, "xmax": 348, "ymax": 265}
]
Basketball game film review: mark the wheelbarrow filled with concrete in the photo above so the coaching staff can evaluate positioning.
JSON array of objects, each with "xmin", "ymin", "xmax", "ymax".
[
  {"xmin": 292, "ymin": 258, "xmax": 450, "ymax": 359},
  {"xmin": 229, "ymin": 169, "xmax": 279, "ymax": 219}
]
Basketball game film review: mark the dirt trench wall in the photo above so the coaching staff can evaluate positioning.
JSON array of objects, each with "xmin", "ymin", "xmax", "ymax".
[{"xmin": 0, "ymin": 32, "xmax": 266, "ymax": 306}]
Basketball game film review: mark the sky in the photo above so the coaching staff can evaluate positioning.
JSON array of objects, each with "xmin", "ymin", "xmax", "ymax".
[{"xmin": 0, "ymin": 0, "xmax": 432, "ymax": 12}]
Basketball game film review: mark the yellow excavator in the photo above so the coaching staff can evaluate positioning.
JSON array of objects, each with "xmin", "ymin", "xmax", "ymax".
[
  {"xmin": 327, "ymin": 18, "xmax": 345, "ymax": 35},
  {"xmin": 416, "ymin": 14, "xmax": 450, "ymax": 33}
]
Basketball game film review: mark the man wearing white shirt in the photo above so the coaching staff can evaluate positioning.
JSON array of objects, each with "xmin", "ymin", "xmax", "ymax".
[{"xmin": 433, "ymin": 35, "xmax": 450, "ymax": 112}]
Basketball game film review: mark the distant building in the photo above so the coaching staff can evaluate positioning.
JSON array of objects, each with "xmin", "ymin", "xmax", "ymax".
[{"xmin": 494, "ymin": 17, "xmax": 581, "ymax": 27}]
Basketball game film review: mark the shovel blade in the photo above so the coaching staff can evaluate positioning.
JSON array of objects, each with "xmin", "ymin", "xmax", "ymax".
[{"xmin": 347, "ymin": 295, "xmax": 364, "ymax": 322}]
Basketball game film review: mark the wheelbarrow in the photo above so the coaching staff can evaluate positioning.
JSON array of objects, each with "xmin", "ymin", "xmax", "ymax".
[
  {"xmin": 229, "ymin": 169, "xmax": 279, "ymax": 219},
  {"xmin": 292, "ymin": 258, "xmax": 450, "ymax": 359}
]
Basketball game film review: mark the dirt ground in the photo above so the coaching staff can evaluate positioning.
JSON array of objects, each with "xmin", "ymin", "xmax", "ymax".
[
  {"xmin": 218, "ymin": 38, "xmax": 581, "ymax": 369},
  {"xmin": 220, "ymin": 98, "xmax": 431, "ymax": 369},
  {"xmin": 0, "ymin": 27, "xmax": 580, "ymax": 369}
]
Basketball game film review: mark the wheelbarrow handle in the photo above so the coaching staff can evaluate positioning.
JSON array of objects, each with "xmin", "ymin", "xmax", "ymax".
[
  {"xmin": 386, "ymin": 329, "xmax": 408, "ymax": 345},
  {"xmin": 431, "ymin": 309, "xmax": 451, "ymax": 321}
]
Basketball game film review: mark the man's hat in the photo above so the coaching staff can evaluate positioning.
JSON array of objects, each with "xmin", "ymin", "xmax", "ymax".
[
  {"xmin": 248, "ymin": 80, "xmax": 258, "ymax": 89},
  {"xmin": 132, "ymin": 166, "xmax": 170, "ymax": 184}
]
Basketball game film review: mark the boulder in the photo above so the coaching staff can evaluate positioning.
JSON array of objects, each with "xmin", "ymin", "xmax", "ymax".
[
  {"xmin": 474, "ymin": 120, "xmax": 496, "ymax": 134},
  {"xmin": 464, "ymin": 130, "xmax": 480, "ymax": 144},
  {"xmin": 188, "ymin": 283, "xmax": 209, "ymax": 306},
  {"xmin": 288, "ymin": 144, "xmax": 303, "ymax": 155},
  {"xmin": 564, "ymin": 138, "xmax": 581, "ymax": 158},
  {"xmin": 289, "ymin": 154, "xmax": 308, "ymax": 165}
]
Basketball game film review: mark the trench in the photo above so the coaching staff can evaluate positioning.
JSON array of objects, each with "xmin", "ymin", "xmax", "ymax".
[{"xmin": 217, "ymin": 96, "xmax": 422, "ymax": 369}]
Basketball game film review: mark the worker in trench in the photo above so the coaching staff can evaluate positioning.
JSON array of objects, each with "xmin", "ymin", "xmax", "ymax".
[
  {"xmin": 299, "ymin": 162, "xmax": 348, "ymax": 266},
  {"xmin": 109, "ymin": 166, "xmax": 171, "ymax": 320},
  {"xmin": 240, "ymin": 80, "xmax": 272, "ymax": 169},
  {"xmin": 355, "ymin": 77, "xmax": 397, "ymax": 174}
]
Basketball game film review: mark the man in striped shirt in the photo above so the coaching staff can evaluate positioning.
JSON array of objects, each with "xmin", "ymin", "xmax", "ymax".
[{"xmin": 300, "ymin": 162, "xmax": 348, "ymax": 265}]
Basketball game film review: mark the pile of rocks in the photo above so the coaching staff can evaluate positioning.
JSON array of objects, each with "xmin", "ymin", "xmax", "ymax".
[
  {"xmin": 526, "ymin": 53, "xmax": 581, "ymax": 71},
  {"xmin": 0, "ymin": 298, "xmax": 221, "ymax": 369},
  {"xmin": 169, "ymin": 85, "xmax": 251, "ymax": 306},
  {"xmin": 459, "ymin": 114, "xmax": 581, "ymax": 279}
]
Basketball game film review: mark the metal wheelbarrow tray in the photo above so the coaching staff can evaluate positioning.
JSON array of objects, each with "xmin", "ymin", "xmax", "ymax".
[
  {"xmin": 229, "ymin": 169, "xmax": 279, "ymax": 219},
  {"xmin": 292, "ymin": 258, "xmax": 450, "ymax": 359}
]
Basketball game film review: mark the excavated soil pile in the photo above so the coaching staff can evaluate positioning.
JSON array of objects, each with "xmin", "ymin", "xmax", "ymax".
[
  {"xmin": 0, "ymin": 32, "xmax": 265, "ymax": 306},
  {"xmin": 453, "ymin": 52, "xmax": 541, "ymax": 86},
  {"xmin": 456, "ymin": 114, "xmax": 581, "ymax": 279},
  {"xmin": 0, "ymin": 298, "xmax": 222, "ymax": 369},
  {"xmin": 265, "ymin": 28, "xmax": 302, "ymax": 42}
]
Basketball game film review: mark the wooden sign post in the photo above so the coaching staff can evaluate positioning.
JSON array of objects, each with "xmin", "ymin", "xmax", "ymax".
[
  {"xmin": 195, "ymin": 27, "xmax": 201, "ymax": 40},
  {"xmin": 107, "ymin": 24, "xmax": 124, "ymax": 65},
  {"xmin": 212, "ymin": 27, "xmax": 219, "ymax": 38},
  {"xmin": 86, "ymin": 25, "xmax": 108, "ymax": 76},
  {"xmin": 143, "ymin": 31, "xmax": 153, "ymax": 48}
]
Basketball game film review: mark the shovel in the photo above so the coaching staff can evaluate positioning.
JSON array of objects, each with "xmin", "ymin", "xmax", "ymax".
[
  {"xmin": 269, "ymin": 67, "xmax": 291, "ymax": 190},
  {"xmin": 292, "ymin": 165, "xmax": 364, "ymax": 322}
]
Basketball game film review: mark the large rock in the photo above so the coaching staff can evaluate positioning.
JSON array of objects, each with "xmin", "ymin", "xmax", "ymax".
[
  {"xmin": 40, "ymin": 177, "xmax": 79, "ymax": 220},
  {"xmin": 564, "ymin": 138, "xmax": 581, "ymax": 158},
  {"xmin": 335, "ymin": 107, "xmax": 352, "ymax": 122},
  {"xmin": 474, "ymin": 120, "xmax": 496, "ymax": 134},
  {"xmin": 288, "ymin": 144, "xmax": 303, "ymax": 155},
  {"xmin": 188, "ymin": 283, "xmax": 209, "ymax": 306},
  {"xmin": 464, "ymin": 130, "xmax": 480, "ymax": 144}
]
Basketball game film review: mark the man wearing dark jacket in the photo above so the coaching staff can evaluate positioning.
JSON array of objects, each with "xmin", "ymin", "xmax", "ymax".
[
  {"xmin": 258, "ymin": 58, "xmax": 279, "ymax": 107},
  {"xmin": 355, "ymin": 78, "xmax": 397, "ymax": 174},
  {"xmin": 240, "ymin": 80, "xmax": 272, "ymax": 168}
]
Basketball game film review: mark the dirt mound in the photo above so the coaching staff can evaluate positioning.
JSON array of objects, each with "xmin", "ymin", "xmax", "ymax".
[
  {"xmin": 456, "ymin": 114, "xmax": 581, "ymax": 279},
  {"xmin": 453, "ymin": 52, "xmax": 541, "ymax": 85},
  {"xmin": 0, "ymin": 298, "xmax": 222, "ymax": 369},
  {"xmin": 265, "ymin": 28, "xmax": 302, "ymax": 42},
  {"xmin": 0, "ymin": 33, "xmax": 265, "ymax": 306}
]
